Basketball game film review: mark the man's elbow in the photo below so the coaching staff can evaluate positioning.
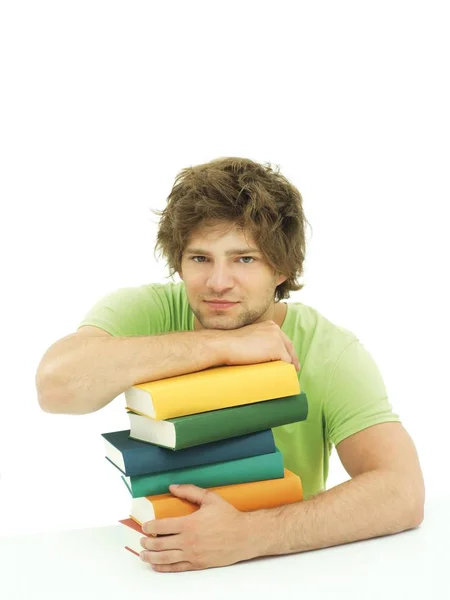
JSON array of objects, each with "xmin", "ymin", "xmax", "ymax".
[
  {"xmin": 35, "ymin": 366, "xmax": 70, "ymax": 414},
  {"xmin": 403, "ymin": 473, "xmax": 426, "ymax": 529},
  {"xmin": 36, "ymin": 366, "xmax": 52, "ymax": 410},
  {"xmin": 411, "ymin": 494, "xmax": 425, "ymax": 528},
  {"xmin": 36, "ymin": 384, "xmax": 61, "ymax": 414},
  {"xmin": 36, "ymin": 367, "xmax": 109, "ymax": 416},
  {"xmin": 37, "ymin": 386, "xmax": 84, "ymax": 415},
  {"xmin": 37, "ymin": 392, "xmax": 62, "ymax": 414}
]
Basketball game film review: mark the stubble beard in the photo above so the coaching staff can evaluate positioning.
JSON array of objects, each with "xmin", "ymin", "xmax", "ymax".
[{"xmin": 191, "ymin": 298, "xmax": 274, "ymax": 331}]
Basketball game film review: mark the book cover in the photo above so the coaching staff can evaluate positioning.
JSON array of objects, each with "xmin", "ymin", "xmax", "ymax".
[
  {"xmin": 122, "ymin": 447, "xmax": 284, "ymax": 497},
  {"xmin": 125, "ymin": 360, "xmax": 300, "ymax": 419},
  {"xmin": 101, "ymin": 428, "xmax": 276, "ymax": 477},
  {"xmin": 128, "ymin": 391, "xmax": 308, "ymax": 449},
  {"xmin": 130, "ymin": 468, "xmax": 303, "ymax": 524}
]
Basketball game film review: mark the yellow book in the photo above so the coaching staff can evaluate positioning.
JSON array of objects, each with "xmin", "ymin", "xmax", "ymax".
[{"xmin": 124, "ymin": 360, "xmax": 300, "ymax": 420}]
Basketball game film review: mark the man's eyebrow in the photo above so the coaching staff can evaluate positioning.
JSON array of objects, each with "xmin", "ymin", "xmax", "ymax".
[{"xmin": 184, "ymin": 247, "xmax": 262, "ymax": 256}]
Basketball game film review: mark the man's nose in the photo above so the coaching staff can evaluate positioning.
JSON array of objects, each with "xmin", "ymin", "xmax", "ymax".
[{"xmin": 206, "ymin": 263, "xmax": 234, "ymax": 291}]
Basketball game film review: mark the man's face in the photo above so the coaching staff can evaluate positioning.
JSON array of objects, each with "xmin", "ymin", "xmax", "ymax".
[{"xmin": 179, "ymin": 221, "xmax": 287, "ymax": 330}]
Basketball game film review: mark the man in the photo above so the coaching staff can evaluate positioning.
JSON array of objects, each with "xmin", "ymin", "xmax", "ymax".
[{"xmin": 35, "ymin": 157, "xmax": 425, "ymax": 572}]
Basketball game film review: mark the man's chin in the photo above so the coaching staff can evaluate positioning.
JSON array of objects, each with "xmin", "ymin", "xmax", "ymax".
[
  {"xmin": 196, "ymin": 314, "xmax": 256, "ymax": 331},
  {"xmin": 200, "ymin": 318, "xmax": 242, "ymax": 330}
]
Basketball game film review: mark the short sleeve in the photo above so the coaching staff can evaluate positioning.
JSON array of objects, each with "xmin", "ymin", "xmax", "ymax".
[
  {"xmin": 77, "ymin": 286, "xmax": 167, "ymax": 337},
  {"xmin": 324, "ymin": 340, "xmax": 401, "ymax": 447}
]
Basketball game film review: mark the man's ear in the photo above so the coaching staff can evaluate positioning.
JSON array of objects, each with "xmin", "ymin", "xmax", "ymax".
[{"xmin": 276, "ymin": 273, "xmax": 288, "ymax": 286}]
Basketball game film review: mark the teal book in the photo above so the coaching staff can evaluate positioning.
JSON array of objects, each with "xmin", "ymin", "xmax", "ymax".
[
  {"xmin": 128, "ymin": 391, "xmax": 308, "ymax": 449},
  {"xmin": 101, "ymin": 429, "xmax": 276, "ymax": 477},
  {"xmin": 121, "ymin": 448, "xmax": 284, "ymax": 497}
]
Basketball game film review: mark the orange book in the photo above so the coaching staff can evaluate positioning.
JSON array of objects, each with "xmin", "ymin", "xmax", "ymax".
[
  {"xmin": 124, "ymin": 360, "xmax": 300, "ymax": 420},
  {"xmin": 130, "ymin": 468, "xmax": 303, "ymax": 524}
]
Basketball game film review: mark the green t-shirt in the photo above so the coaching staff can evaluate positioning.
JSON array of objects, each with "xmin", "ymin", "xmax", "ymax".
[{"xmin": 79, "ymin": 281, "xmax": 401, "ymax": 499}]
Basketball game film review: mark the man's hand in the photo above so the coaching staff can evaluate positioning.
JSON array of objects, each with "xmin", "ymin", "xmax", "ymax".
[
  {"xmin": 139, "ymin": 484, "xmax": 255, "ymax": 572},
  {"xmin": 217, "ymin": 320, "xmax": 300, "ymax": 371}
]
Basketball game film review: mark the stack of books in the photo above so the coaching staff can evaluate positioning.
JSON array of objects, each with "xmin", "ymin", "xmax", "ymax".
[{"xmin": 101, "ymin": 360, "xmax": 308, "ymax": 557}]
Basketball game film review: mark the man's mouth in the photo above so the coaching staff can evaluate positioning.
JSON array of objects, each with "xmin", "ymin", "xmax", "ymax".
[{"xmin": 204, "ymin": 300, "xmax": 238, "ymax": 309}]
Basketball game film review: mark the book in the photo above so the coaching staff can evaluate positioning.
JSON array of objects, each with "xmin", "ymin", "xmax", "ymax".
[
  {"xmin": 122, "ymin": 447, "xmax": 284, "ymax": 497},
  {"xmin": 128, "ymin": 392, "xmax": 308, "ymax": 449},
  {"xmin": 130, "ymin": 468, "xmax": 303, "ymax": 524},
  {"xmin": 101, "ymin": 429, "xmax": 276, "ymax": 477},
  {"xmin": 124, "ymin": 360, "xmax": 300, "ymax": 419},
  {"xmin": 119, "ymin": 518, "xmax": 145, "ymax": 556}
]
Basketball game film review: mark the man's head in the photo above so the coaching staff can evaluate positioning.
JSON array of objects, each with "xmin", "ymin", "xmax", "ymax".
[{"xmin": 154, "ymin": 157, "xmax": 310, "ymax": 329}]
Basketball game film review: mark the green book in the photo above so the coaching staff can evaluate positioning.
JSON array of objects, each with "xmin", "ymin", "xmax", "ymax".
[
  {"xmin": 128, "ymin": 391, "xmax": 308, "ymax": 449},
  {"xmin": 121, "ymin": 448, "xmax": 284, "ymax": 497}
]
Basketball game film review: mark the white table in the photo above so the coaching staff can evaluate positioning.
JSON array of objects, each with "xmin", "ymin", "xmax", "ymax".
[{"xmin": 0, "ymin": 496, "xmax": 448, "ymax": 600}]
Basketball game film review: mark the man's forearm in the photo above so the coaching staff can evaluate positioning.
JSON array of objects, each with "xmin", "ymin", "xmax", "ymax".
[
  {"xmin": 36, "ymin": 330, "xmax": 224, "ymax": 415},
  {"xmin": 247, "ymin": 469, "xmax": 424, "ymax": 558}
]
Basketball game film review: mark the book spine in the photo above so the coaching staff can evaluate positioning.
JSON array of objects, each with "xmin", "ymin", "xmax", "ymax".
[{"xmin": 126, "ymin": 449, "xmax": 284, "ymax": 497}]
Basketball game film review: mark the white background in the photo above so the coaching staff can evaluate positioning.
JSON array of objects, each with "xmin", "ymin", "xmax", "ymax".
[{"xmin": 0, "ymin": 1, "xmax": 448, "ymax": 536}]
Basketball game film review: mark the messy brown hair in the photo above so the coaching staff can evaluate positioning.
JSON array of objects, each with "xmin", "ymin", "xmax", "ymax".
[{"xmin": 153, "ymin": 157, "xmax": 311, "ymax": 301}]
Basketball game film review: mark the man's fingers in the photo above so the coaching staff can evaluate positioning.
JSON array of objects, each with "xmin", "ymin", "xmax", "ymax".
[
  {"xmin": 140, "ymin": 549, "xmax": 185, "ymax": 566},
  {"xmin": 151, "ymin": 561, "xmax": 193, "ymax": 573},
  {"xmin": 143, "ymin": 516, "xmax": 186, "ymax": 536},
  {"xmin": 141, "ymin": 532, "xmax": 183, "ymax": 551}
]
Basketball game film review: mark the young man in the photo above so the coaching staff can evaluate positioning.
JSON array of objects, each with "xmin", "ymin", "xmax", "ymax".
[{"xmin": 36, "ymin": 157, "xmax": 425, "ymax": 572}]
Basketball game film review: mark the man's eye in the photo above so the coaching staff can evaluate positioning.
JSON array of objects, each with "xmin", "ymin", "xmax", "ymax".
[{"xmin": 190, "ymin": 256, "xmax": 255, "ymax": 263}]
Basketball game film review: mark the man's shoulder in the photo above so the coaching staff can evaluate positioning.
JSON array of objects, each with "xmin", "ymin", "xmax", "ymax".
[
  {"xmin": 79, "ymin": 280, "xmax": 191, "ymax": 335},
  {"xmin": 128, "ymin": 280, "xmax": 191, "ymax": 328},
  {"xmin": 284, "ymin": 301, "xmax": 358, "ymax": 362},
  {"xmin": 285, "ymin": 302, "xmax": 364, "ymax": 415},
  {"xmin": 110, "ymin": 280, "xmax": 187, "ymax": 305},
  {"xmin": 285, "ymin": 301, "xmax": 357, "ymax": 340},
  {"xmin": 136, "ymin": 280, "xmax": 187, "ymax": 300}
]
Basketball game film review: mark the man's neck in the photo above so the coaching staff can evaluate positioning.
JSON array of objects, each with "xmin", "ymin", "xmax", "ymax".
[{"xmin": 274, "ymin": 301, "xmax": 288, "ymax": 328}]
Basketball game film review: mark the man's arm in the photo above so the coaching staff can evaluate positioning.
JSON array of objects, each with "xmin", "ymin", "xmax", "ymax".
[
  {"xmin": 35, "ymin": 321, "xmax": 299, "ymax": 415},
  {"xmin": 35, "ymin": 326, "xmax": 226, "ymax": 415},
  {"xmin": 249, "ymin": 422, "xmax": 425, "ymax": 557},
  {"xmin": 141, "ymin": 423, "xmax": 425, "ymax": 572},
  {"xmin": 138, "ymin": 421, "xmax": 425, "ymax": 572}
]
